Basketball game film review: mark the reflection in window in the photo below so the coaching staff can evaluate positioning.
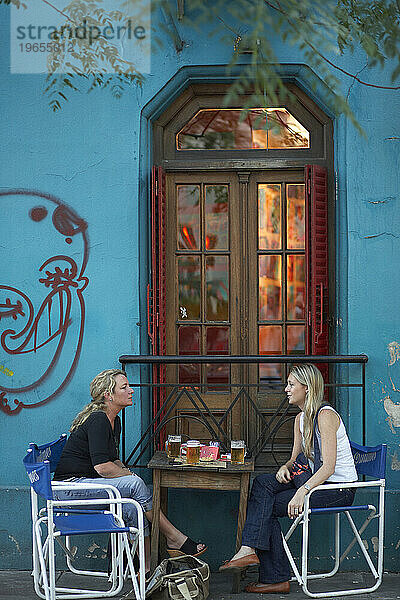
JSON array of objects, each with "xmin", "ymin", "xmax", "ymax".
[
  {"xmin": 287, "ymin": 255, "xmax": 305, "ymax": 320},
  {"xmin": 259, "ymin": 255, "xmax": 282, "ymax": 320},
  {"xmin": 206, "ymin": 326, "xmax": 229, "ymax": 389},
  {"xmin": 178, "ymin": 326, "xmax": 200, "ymax": 383},
  {"xmin": 258, "ymin": 184, "xmax": 281, "ymax": 250},
  {"xmin": 177, "ymin": 185, "xmax": 200, "ymax": 250},
  {"xmin": 178, "ymin": 256, "xmax": 201, "ymax": 320},
  {"xmin": 259, "ymin": 325, "xmax": 282, "ymax": 381},
  {"xmin": 177, "ymin": 109, "xmax": 309, "ymax": 150},
  {"xmin": 287, "ymin": 184, "xmax": 305, "ymax": 249},
  {"xmin": 206, "ymin": 256, "xmax": 229, "ymax": 321},
  {"xmin": 205, "ymin": 185, "xmax": 229, "ymax": 250},
  {"xmin": 287, "ymin": 325, "xmax": 305, "ymax": 354}
]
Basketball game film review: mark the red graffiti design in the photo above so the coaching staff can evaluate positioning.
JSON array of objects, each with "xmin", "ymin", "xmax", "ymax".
[{"xmin": 0, "ymin": 190, "xmax": 89, "ymax": 414}]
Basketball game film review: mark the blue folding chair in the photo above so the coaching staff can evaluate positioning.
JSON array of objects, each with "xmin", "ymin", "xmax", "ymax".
[
  {"xmin": 23, "ymin": 435, "xmax": 145, "ymax": 600},
  {"xmin": 283, "ymin": 442, "xmax": 387, "ymax": 598}
]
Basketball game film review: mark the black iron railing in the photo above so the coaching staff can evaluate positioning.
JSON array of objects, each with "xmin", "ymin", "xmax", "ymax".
[{"xmin": 119, "ymin": 355, "xmax": 368, "ymax": 469}]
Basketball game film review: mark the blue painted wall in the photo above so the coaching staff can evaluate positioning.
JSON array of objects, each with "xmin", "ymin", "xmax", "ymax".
[{"xmin": 1, "ymin": 2, "xmax": 399, "ymax": 572}]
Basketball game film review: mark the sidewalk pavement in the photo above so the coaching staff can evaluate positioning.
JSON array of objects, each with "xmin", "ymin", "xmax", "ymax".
[{"xmin": 0, "ymin": 569, "xmax": 399, "ymax": 600}]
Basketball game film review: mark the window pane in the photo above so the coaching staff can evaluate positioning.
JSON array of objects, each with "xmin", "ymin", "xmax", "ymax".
[
  {"xmin": 177, "ymin": 185, "xmax": 200, "ymax": 250},
  {"xmin": 259, "ymin": 255, "xmax": 282, "ymax": 320},
  {"xmin": 266, "ymin": 109, "xmax": 309, "ymax": 149},
  {"xmin": 258, "ymin": 184, "xmax": 281, "ymax": 250},
  {"xmin": 178, "ymin": 326, "xmax": 200, "ymax": 383},
  {"xmin": 287, "ymin": 325, "xmax": 305, "ymax": 354},
  {"xmin": 287, "ymin": 255, "xmax": 305, "ymax": 320},
  {"xmin": 205, "ymin": 185, "xmax": 229, "ymax": 250},
  {"xmin": 178, "ymin": 256, "xmax": 201, "ymax": 320},
  {"xmin": 206, "ymin": 256, "xmax": 229, "ymax": 321},
  {"xmin": 287, "ymin": 184, "xmax": 305, "ymax": 249},
  {"xmin": 206, "ymin": 326, "xmax": 229, "ymax": 389},
  {"xmin": 177, "ymin": 109, "xmax": 309, "ymax": 150},
  {"xmin": 259, "ymin": 325, "xmax": 282, "ymax": 381}
]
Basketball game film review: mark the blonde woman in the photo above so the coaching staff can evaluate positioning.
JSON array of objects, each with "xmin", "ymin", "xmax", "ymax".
[
  {"xmin": 219, "ymin": 364, "xmax": 357, "ymax": 594},
  {"xmin": 54, "ymin": 369, "xmax": 206, "ymax": 572}
]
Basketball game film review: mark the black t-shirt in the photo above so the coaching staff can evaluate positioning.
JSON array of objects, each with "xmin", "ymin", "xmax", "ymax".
[{"xmin": 53, "ymin": 411, "xmax": 121, "ymax": 480}]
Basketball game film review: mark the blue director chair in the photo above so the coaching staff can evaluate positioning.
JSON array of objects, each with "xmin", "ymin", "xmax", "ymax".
[
  {"xmin": 282, "ymin": 442, "xmax": 387, "ymax": 598},
  {"xmin": 23, "ymin": 435, "xmax": 145, "ymax": 600}
]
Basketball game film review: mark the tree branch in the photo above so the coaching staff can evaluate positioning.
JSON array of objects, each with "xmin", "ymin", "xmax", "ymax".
[{"xmin": 264, "ymin": 0, "xmax": 400, "ymax": 90}]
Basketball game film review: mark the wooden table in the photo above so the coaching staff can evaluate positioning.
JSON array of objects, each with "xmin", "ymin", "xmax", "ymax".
[{"xmin": 147, "ymin": 451, "xmax": 254, "ymax": 589}]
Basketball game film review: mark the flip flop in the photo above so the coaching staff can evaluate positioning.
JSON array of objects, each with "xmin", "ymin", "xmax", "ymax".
[{"xmin": 167, "ymin": 537, "xmax": 207, "ymax": 557}]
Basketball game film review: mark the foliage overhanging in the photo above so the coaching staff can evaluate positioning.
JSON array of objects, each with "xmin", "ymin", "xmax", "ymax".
[{"xmin": 2, "ymin": 0, "xmax": 400, "ymax": 127}]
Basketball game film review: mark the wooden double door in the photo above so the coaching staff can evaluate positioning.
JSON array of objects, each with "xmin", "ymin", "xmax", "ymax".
[{"xmin": 151, "ymin": 167, "xmax": 328, "ymax": 465}]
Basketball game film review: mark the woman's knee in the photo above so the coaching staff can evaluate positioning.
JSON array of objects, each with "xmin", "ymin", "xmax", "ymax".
[{"xmin": 252, "ymin": 473, "xmax": 277, "ymax": 492}]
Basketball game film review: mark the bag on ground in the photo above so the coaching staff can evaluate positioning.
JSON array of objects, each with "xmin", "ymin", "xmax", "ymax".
[{"xmin": 145, "ymin": 555, "xmax": 209, "ymax": 600}]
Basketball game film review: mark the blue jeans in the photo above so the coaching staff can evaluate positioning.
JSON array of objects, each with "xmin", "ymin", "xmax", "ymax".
[
  {"xmin": 241, "ymin": 474, "xmax": 356, "ymax": 584},
  {"xmin": 54, "ymin": 474, "xmax": 153, "ymax": 536}
]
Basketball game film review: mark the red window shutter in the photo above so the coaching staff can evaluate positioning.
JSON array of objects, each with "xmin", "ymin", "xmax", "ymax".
[
  {"xmin": 305, "ymin": 165, "xmax": 329, "ymax": 367},
  {"xmin": 150, "ymin": 166, "xmax": 167, "ymax": 441},
  {"xmin": 150, "ymin": 166, "xmax": 167, "ymax": 356}
]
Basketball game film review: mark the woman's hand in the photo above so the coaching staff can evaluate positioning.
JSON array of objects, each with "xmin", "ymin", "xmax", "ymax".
[
  {"xmin": 287, "ymin": 488, "xmax": 306, "ymax": 519},
  {"xmin": 276, "ymin": 465, "xmax": 292, "ymax": 484}
]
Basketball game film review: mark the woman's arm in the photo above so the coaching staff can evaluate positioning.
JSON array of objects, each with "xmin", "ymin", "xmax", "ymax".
[
  {"xmin": 287, "ymin": 409, "xmax": 340, "ymax": 518},
  {"xmin": 276, "ymin": 413, "xmax": 303, "ymax": 483},
  {"xmin": 94, "ymin": 460, "xmax": 131, "ymax": 478}
]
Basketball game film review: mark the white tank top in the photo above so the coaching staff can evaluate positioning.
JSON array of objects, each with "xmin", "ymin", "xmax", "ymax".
[{"xmin": 299, "ymin": 406, "xmax": 358, "ymax": 483}]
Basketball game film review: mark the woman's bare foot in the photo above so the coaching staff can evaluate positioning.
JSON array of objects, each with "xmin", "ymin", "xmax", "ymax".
[{"xmin": 166, "ymin": 535, "xmax": 206, "ymax": 555}]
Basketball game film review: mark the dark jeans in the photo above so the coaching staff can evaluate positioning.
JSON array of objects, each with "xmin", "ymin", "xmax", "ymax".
[{"xmin": 241, "ymin": 474, "xmax": 356, "ymax": 584}]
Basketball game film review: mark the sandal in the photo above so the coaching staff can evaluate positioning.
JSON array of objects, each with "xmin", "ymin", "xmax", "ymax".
[{"xmin": 167, "ymin": 537, "xmax": 207, "ymax": 558}]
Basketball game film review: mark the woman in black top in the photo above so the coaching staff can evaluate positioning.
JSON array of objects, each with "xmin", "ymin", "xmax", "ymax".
[{"xmin": 54, "ymin": 369, "xmax": 206, "ymax": 572}]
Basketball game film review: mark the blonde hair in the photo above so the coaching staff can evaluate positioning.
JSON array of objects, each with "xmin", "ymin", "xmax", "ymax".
[
  {"xmin": 70, "ymin": 369, "xmax": 126, "ymax": 432},
  {"xmin": 289, "ymin": 364, "xmax": 325, "ymax": 458}
]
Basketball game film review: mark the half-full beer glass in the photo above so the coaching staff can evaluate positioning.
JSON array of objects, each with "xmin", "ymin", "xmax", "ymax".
[
  {"xmin": 186, "ymin": 440, "xmax": 201, "ymax": 464},
  {"xmin": 167, "ymin": 435, "xmax": 181, "ymax": 458},
  {"xmin": 231, "ymin": 440, "xmax": 245, "ymax": 465}
]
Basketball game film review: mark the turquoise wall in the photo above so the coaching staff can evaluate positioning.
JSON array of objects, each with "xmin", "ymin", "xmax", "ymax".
[{"xmin": 1, "ymin": 2, "xmax": 399, "ymax": 572}]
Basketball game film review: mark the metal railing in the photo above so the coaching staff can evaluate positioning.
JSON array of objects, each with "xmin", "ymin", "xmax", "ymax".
[{"xmin": 119, "ymin": 354, "xmax": 368, "ymax": 469}]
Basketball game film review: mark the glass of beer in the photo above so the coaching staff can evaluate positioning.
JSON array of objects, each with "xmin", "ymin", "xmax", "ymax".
[
  {"xmin": 166, "ymin": 435, "xmax": 181, "ymax": 459},
  {"xmin": 186, "ymin": 440, "xmax": 201, "ymax": 465},
  {"xmin": 231, "ymin": 440, "xmax": 245, "ymax": 465}
]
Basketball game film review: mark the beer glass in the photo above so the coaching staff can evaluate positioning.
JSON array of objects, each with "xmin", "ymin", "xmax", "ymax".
[
  {"xmin": 166, "ymin": 435, "xmax": 181, "ymax": 458},
  {"xmin": 186, "ymin": 440, "xmax": 201, "ymax": 465},
  {"xmin": 231, "ymin": 440, "xmax": 245, "ymax": 465}
]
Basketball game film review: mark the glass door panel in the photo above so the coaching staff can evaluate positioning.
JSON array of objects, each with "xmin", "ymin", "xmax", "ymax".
[
  {"xmin": 258, "ymin": 184, "xmax": 281, "ymax": 249},
  {"xmin": 167, "ymin": 173, "xmax": 239, "ymax": 393},
  {"xmin": 287, "ymin": 184, "xmax": 305, "ymax": 249},
  {"xmin": 287, "ymin": 255, "xmax": 305, "ymax": 320},
  {"xmin": 205, "ymin": 185, "xmax": 229, "ymax": 249},
  {"xmin": 178, "ymin": 256, "xmax": 201, "ymax": 320},
  {"xmin": 206, "ymin": 255, "xmax": 229, "ymax": 321},
  {"xmin": 177, "ymin": 185, "xmax": 200, "ymax": 249},
  {"xmin": 259, "ymin": 255, "xmax": 282, "ymax": 320},
  {"xmin": 256, "ymin": 179, "xmax": 306, "ymax": 384}
]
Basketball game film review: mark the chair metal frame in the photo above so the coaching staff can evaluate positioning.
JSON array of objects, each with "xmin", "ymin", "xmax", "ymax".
[
  {"xmin": 282, "ymin": 442, "xmax": 387, "ymax": 598},
  {"xmin": 24, "ymin": 435, "xmax": 146, "ymax": 600}
]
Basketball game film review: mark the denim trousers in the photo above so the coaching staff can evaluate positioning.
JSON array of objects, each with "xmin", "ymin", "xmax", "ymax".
[
  {"xmin": 241, "ymin": 474, "xmax": 356, "ymax": 584},
  {"xmin": 54, "ymin": 474, "xmax": 153, "ymax": 536}
]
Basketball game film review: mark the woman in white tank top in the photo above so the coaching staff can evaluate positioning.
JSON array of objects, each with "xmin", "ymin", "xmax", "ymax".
[{"xmin": 220, "ymin": 364, "xmax": 357, "ymax": 594}]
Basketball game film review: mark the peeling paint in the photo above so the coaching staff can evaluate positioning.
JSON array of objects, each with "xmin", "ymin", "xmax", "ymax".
[
  {"xmin": 383, "ymin": 395, "xmax": 400, "ymax": 432},
  {"xmin": 379, "ymin": 343, "xmax": 400, "ymax": 435},
  {"xmin": 388, "ymin": 342, "xmax": 400, "ymax": 366},
  {"xmin": 391, "ymin": 452, "xmax": 400, "ymax": 471},
  {"xmin": 371, "ymin": 536, "xmax": 379, "ymax": 553},
  {"xmin": 88, "ymin": 542, "xmax": 101, "ymax": 552},
  {"xmin": 8, "ymin": 535, "xmax": 21, "ymax": 554},
  {"xmin": 362, "ymin": 539, "xmax": 368, "ymax": 550},
  {"xmin": 395, "ymin": 540, "xmax": 400, "ymax": 551}
]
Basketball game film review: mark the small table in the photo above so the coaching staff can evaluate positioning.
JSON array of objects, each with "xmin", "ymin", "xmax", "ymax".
[{"xmin": 148, "ymin": 451, "xmax": 254, "ymax": 588}]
